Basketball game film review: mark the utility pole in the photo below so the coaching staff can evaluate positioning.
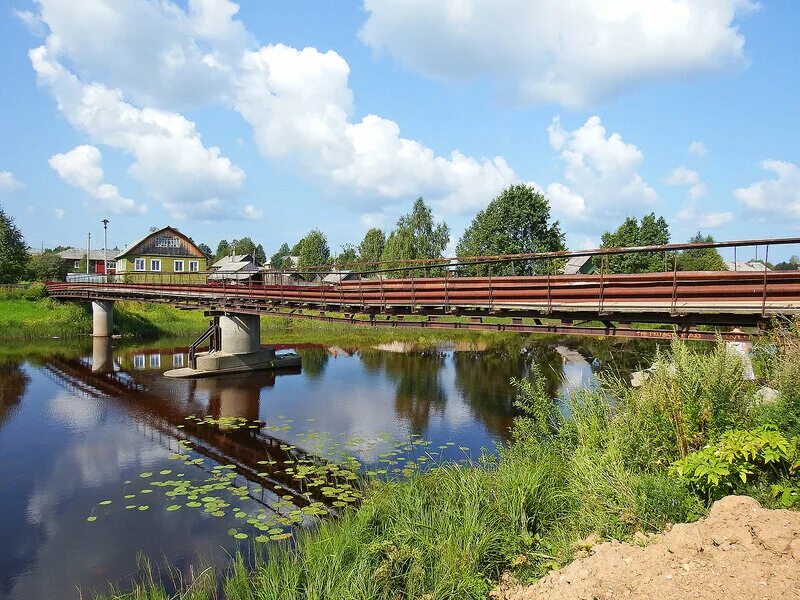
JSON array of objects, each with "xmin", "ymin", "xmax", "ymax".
[
  {"xmin": 102, "ymin": 218, "xmax": 109, "ymax": 280},
  {"xmin": 86, "ymin": 232, "xmax": 92, "ymax": 275}
]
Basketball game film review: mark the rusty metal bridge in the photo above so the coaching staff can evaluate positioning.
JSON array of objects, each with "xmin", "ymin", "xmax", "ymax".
[{"xmin": 46, "ymin": 237, "xmax": 800, "ymax": 341}]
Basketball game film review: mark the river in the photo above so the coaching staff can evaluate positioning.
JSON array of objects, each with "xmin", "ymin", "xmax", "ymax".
[{"xmin": 0, "ymin": 335, "xmax": 658, "ymax": 599}]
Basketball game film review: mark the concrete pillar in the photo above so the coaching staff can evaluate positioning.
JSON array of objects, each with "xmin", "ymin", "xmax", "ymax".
[
  {"xmin": 91, "ymin": 300, "xmax": 114, "ymax": 337},
  {"xmin": 91, "ymin": 336, "xmax": 114, "ymax": 373},
  {"xmin": 218, "ymin": 313, "xmax": 260, "ymax": 354}
]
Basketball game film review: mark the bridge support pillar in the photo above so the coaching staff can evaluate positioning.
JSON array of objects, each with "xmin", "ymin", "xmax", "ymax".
[
  {"xmin": 165, "ymin": 312, "xmax": 300, "ymax": 378},
  {"xmin": 91, "ymin": 336, "xmax": 114, "ymax": 374},
  {"xmin": 91, "ymin": 300, "xmax": 114, "ymax": 337}
]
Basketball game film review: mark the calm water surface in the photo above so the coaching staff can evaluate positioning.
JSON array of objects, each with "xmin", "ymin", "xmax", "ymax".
[{"xmin": 0, "ymin": 336, "xmax": 657, "ymax": 599}]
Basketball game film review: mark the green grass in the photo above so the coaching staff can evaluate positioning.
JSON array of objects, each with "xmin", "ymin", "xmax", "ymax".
[{"xmin": 0, "ymin": 298, "xmax": 92, "ymax": 339}]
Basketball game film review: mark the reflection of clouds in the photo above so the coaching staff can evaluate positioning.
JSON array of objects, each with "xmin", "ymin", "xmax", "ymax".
[{"xmin": 48, "ymin": 390, "xmax": 102, "ymax": 430}]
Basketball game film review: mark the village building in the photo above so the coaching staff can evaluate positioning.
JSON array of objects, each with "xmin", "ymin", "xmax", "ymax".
[
  {"xmin": 57, "ymin": 248, "xmax": 117, "ymax": 275},
  {"xmin": 114, "ymin": 226, "xmax": 208, "ymax": 281},
  {"xmin": 561, "ymin": 255, "xmax": 597, "ymax": 275},
  {"xmin": 208, "ymin": 253, "xmax": 261, "ymax": 283}
]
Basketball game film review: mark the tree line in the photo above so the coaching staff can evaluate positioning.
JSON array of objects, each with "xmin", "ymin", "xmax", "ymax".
[{"xmin": 0, "ymin": 185, "xmax": 774, "ymax": 285}]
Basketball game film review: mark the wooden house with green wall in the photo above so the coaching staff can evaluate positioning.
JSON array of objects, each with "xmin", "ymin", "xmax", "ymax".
[{"xmin": 114, "ymin": 226, "xmax": 209, "ymax": 283}]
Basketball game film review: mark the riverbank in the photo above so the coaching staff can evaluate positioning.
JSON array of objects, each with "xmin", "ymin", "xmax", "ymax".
[{"xmin": 94, "ymin": 329, "xmax": 800, "ymax": 600}]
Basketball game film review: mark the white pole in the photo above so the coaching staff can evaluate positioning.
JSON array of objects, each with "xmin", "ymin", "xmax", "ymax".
[
  {"xmin": 102, "ymin": 219, "xmax": 109, "ymax": 281},
  {"xmin": 87, "ymin": 232, "xmax": 91, "ymax": 275}
]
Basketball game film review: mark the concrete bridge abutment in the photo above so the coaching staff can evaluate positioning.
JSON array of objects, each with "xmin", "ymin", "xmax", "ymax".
[
  {"xmin": 91, "ymin": 300, "xmax": 114, "ymax": 337},
  {"xmin": 165, "ymin": 312, "xmax": 300, "ymax": 378}
]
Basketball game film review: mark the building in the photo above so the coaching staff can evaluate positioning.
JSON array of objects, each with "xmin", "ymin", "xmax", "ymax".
[
  {"xmin": 58, "ymin": 248, "xmax": 116, "ymax": 275},
  {"xmin": 115, "ymin": 226, "xmax": 208, "ymax": 281},
  {"xmin": 724, "ymin": 260, "xmax": 771, "ymax": 272},
  {"xmin": 208, "ymin": 254, "xmax": 261, "ymax": 283},
  {"xmin": 322, "ymin": 270, "xmax": 359, "ymax": 284},
  {"xmin": 561, "ymin": 255, "xmax": 597, "ymax": 275}
]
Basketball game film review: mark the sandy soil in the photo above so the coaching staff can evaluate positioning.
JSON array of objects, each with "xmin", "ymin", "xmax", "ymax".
[{"xmin": 498, "ymin": 496, "xmax": 800, "ymax": 600}]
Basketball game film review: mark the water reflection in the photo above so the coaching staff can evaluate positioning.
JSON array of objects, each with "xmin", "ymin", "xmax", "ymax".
[{"xmin": 0, "ymin": 334, "xmax": 659, "ymax": 600}]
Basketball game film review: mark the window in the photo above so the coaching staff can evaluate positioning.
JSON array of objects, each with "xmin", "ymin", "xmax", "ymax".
[
  {"xmin": 150, "ymin": 259, "xmax": 161, "ymax": 271},
  {"xmin": 149, "ymin": 354, "xmax": 161, "ymax": 368},
  {"xmin": 155, "ymin": 236, "xmax": 180, "ymax": 248},
  {"xmin": 189, "ymin": 260, "xmax": 199, "ymax": 272},
  {"xmin": 174, "ymin": 260, "xmax": 184, "ymax": 272},
  {"xmin": 133, "ymin": 354, "xmax": 145, "ymax": 369},
  {"xmin": 134, "ymin": 258, "xmax": 145, "ymax": 271},
  {"xmin": 173, "ymin": 353, "xmax": 184, "ymax": 367},
  {"xmin": 73, "ymin": 260, "xmax": 80, "ymax": 269}
]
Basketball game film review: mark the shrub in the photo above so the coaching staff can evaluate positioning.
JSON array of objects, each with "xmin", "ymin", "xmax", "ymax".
[{"xmin": 671, "ymin": 425, "xmax": 799, "ymax": 502}]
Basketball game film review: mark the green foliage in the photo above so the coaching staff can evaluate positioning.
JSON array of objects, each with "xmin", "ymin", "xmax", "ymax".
[
  {"xmin": 197, "ymin": 242, "xmax": 212, "ymax": 257},
  {"xmin": 757, "ymin": 320, "xmax": 800, "ymax": 436},
  {"xmin": 615, "ymin": 340, "xmax": 753, "ymax": 468},
  {"xmin": 358, "ymin": 228, "xmax": 386, "ymax": 270},
  {"xmin": 298, "ymin": 229, "xmax": 331, "ymax": 271},
  {"xmin": 337, "ymin": 243, "xmax": 359, "ymax": 267},
  {"xmin": 270, "ymin": 242, "xmax": 291, "ymax": 269},
  {"xmin": 511, "ymin": 363, "xmax": 559, "ymax": 438},
  {"xmin": 215, "ymin": 239, "xmax": 231, "ymax": 260},
  {"xmin": 672, "ymin": 426, "xmax": 799, "ymax": 501},
  {"xmin": 30, "ymin": 251, "xmax": 69, "ymax": 281},
  {"xmin": 255, "ymin": 244, "xmax": 267, "ymax": 265},
  {"xmin": 381, "ymin": 198, "xmax": 449, "ymax": 277},
  {"xmin": 0, "ymin": 206, "xmax": 29, "ymax": 284},
  {"xmin": 600, "ymin": 213, "xmax": 670, "ymax": 273},
  {"xmin": 456, "ymin": 184, "xmax": 565, "ymax": 275},
  {"xmin": 677, "ymin": 232, "xmax": 726, "ymax": 271}
]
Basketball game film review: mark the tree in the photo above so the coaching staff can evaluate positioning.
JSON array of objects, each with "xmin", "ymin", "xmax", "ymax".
[
  {"xmin": 77, "ymin": 253, "xmax": 89, "ymax": 274},
  {"xmin": 381, "ymin": 198, "xmax": 449, "ymax": 277},
  {"xmin": 30, "ymin": 251, "xmax": 69, "ymax": 281},
  {"xmin": 456, "ymin": 184, "xmax": 565, "ymax": 275},
  {"xmin": 298, "ymin": 229, "xmax": 330, "ymax": 271},
  {"xmin": 0, "ymin": 207, "xmax": 28, "ymax": 284},
  {"xmin": 233, "ymin": 237, "xmax": 258, "ymax": 258},
  {"xmin": 601, "ymin": 213, "xmax": 670, "ymax": 273},
  {"xmin": 197, "ymin": 243, "xmax": 212, "ymax": 257},
  {"xmin": 336, "ymin": 244, "xmax": 359, "ymax": 268},
  {"xmin": 358, "ymin": 228, "xmax": 386, "ymax": 271},
  {"xmin": 677, "ymin": 232, "xmax": 726, "ymax": 271},
  {"xmin": 254, "ymin": 244, "xmax": 267, "ymax": 266},
  {"xmin": 270, "ymin": 243, "xmax": 291, "ymax": 269},
  {"xmin": 215, "ymin": 240, "xmax": 231, "ymax": 261}
]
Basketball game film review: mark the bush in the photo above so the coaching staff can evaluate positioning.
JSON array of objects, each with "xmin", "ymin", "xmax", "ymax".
[{"xmin": 671, "ymin": 425, "xmax": 799, "ymax": 502}]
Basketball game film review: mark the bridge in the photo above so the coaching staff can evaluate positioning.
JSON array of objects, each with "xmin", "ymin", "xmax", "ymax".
[{"xmin": 45, "ymin": 237, "xmax": 800, "ymax": 374}]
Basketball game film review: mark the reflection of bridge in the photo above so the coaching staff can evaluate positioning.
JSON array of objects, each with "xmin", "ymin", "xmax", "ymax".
[
  {"xmin": 46, "ymin": 238, "xmax": 800, "ymax": 344},
  {"xmin": 41, "ymin": 343, "xmax": 328, "ymax": 510}
]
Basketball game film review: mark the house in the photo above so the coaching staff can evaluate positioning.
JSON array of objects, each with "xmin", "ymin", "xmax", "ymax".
[
  {"xmin": 115, "ymin": 226, "xmax": 208, "ymax": 281},
  {"xmin": 724, "ymin": 260, "xmax": 771, "ymax": 272},
  {"xmin": 58, "ymin": 248, "xmax": 116, "ymax": 275},
  {"xmin": 208, "ymin": 253, "xmax": 261, "ymax": 283},
  {"xmin": 561, "ymin": 255, "xmax": 597, "ymax": 275},
  {"xmin": 322, "ymin": 270, "xmax": 359, "ymax": 284}
]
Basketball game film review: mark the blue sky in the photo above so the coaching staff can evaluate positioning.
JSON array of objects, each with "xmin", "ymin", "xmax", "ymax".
[{"xmin": 0, "ymin": 0, "xmax": 798, "ymax": 260}]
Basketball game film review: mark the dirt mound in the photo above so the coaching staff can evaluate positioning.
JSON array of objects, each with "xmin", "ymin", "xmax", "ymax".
[{"xmin": 499, "ymin": 496, "xmax": 800, "ymax": 600}]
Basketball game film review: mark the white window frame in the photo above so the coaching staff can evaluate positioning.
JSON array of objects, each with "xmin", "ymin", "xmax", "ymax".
[
  {"xmin": 134, "ymin": 258, "xmax": 145, "ymax": 271},
  {"xmin": 150, "ymin": 259, "xmax": 161, "ymax": 272},
  {"xmin": 173, "ymin": 353, "xmax": 184, "ymax": 367},
  {"xmin": 133, "ymin": 354, "xmax": 146, "ymax": 369},
  {"xmin": 155, "ymin": 236, "xmax": 180, "ymax": 249},
  {"xmin": 174, "ymin": 260, "xmax": 184, "ymax": 272},
  {"xmin": 149, "ymin": 354, "xmax": 161, "ymax": 368},
  {"xmin": 73, "ymin": 260, "xmax": 80, "ymax": 269},
  {"xmin": 189, "ymin": 260, "xmax": 199, "ymax": 272}
]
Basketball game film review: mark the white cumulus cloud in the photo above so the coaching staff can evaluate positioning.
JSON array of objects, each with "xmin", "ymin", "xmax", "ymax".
[
  {"xmin": 675, "ymin": 204, "xmax": 733, "ymax": 228},
  {"xmin": 48, "ymin": 145, "xmax": 146, "ymax": 215},
  {"xmin": 242, "ymin": 204, "xmax": 263, "ymax": 220},
  {"xmin": 543, "ymin": 116, "xmax": 657, "ymax": 221},
  {"xmin": 664, "ymin": 166, "xmax": 707, "ymax": 199},
  {"xmin": 0, "ymin": 171, "xmax": 25, "ymax": 194},
  {"xmin": 53, "ymin": 208, "xmax": 65, "ymax": 219},
  {"xmin": 31, "ymin": 42, "xmax": 245, "ymax": 220},
  {"xmin": 360, "ymin": 0, "xmax": 755, "ymax": 107},
  {"xmin": 735, "ymin": 160, "xmax": 800, "ymax": 219},
  {"xmin": 688, "ymin": 141, "xmax": 709, "ymax": 157}
]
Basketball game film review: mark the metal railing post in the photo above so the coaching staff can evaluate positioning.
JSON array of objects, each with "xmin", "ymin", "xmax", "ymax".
[{"xmin": 762, "ymin": 244, "xmax": 770, "ymax": 318}]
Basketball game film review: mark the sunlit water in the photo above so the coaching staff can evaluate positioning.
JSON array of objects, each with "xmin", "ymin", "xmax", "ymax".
[{"xmin": 0, "ymin": 336, "xmax": 658, "ymax": 599}]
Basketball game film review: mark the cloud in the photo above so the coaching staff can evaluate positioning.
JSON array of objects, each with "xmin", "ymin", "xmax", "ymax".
[
  {"xmin": 360, "ymin": 0, "xmax": 755, "ymax": 107},
  {"xmin": 53, "ymin": 208, "xmax": 65, "ymax": 219},
  {"xmin": 688, "ymin": 141, "xmax": 709, "ymax": 157},
  {"xmin": 242, "ymin": 204, "xmax": 263, "ymax": 220},
  {"xmin": 48, "ymin": 145, "xmax": 146, "ymax": 215},
  {"xmin": 235, "ymin": 44, "xmax": 517, "ymax": 215},
  {"xmin": 14, "ymin": 9, "xmax": 46, "ymax": 36},
  {"xmin": 29, "ymin": 1, "xmax": 516, "ymax": 221},
  {"xmin": 0, "ymin": 171, "xmax": 25, "ymax": 194},
  {"xmin": 675, "ymin": 204, "xmax": 733, "ymax": 228},
  {"xmin": 31, "ymin": 42, "xmax": 245, "ymax": 220},
  {"xmin": 735, "ymin": 160, "xmax": 800, "ymax": 219},
  {"xmin": 664, "ymin": 166, "xmax": 707, "ymax": 199},
  {"xmin": 542, "ymin": 116, "xmax": 657, "ymax": 221}
]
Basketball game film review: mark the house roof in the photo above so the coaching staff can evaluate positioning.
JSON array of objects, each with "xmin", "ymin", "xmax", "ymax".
[
  {"xmin": 207, "ymin": 257, "xmax": 260, "ymax": 280},
  {"xmin": 114, "ymin": 226, "xmax": 203, "ymax": 260},
  {"xmin": 210, "ymin": 254, "xmax": 253, "ymax": 269},
  {"xmin": 322, "ymin": 270, "xmax": 356, "ymax": 284},
  {"xmin": 724, "ymin": 260, "xmax": 771, "ymax": 272},
  {"xmin": 58, "ymin": 248, "xmax": 112, "ymax": 261},
  {"xmin": 561, "ymin": 255, "xmax": 593, "ymax": 275}
]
